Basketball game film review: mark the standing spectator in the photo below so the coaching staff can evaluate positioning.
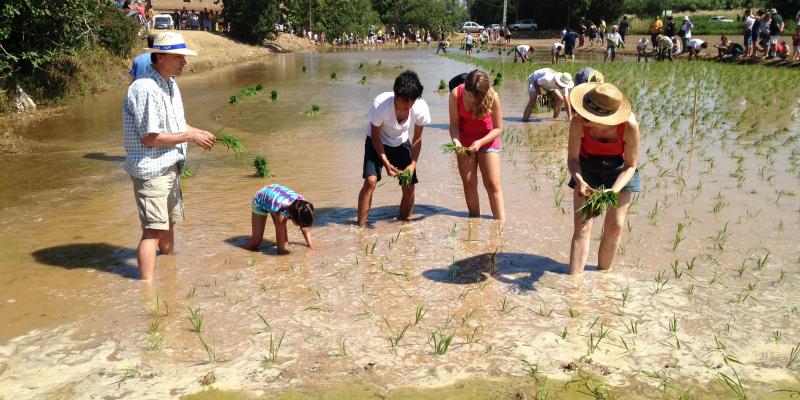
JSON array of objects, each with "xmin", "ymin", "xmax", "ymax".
[
  {"xmin": 598, "ymin": 18, "xmax": 607, "ymax": 43},
  {"xmin": 743, "ymin": 9, "xmax": 756, "ymax": 57},
  {"xmin": 792, "ymin": 26, "xmax": 800, "ymax": 60},
  {"xmin": 619, "ymin": 16, "xmax": 629, "ymax": 43},
  {"xmin": 189, "ymin": 10, "xmax": 200, "ymax": 30},
  {"xmin": 210, "ymin": 11, "xmax": 217, "ymax": 32},
  {"xmin": 122, "ymin": 32, "xmax": 216, "ymax": 280},
  {"xmin": 180, "ymin": 8, "xmax": 189, "ymax": 30},
  {"xmin": 588, "ymin": 21, "xmax": 597, "ymax": 48},
  {"xmin": 146, "ymin": 6, "xmax": 155, "ymax": 29},
  {"xmin": 751, "ymin": 9, "xmax": 764, "ymax": 57},
  {"xmin": 504, "ymin": 26, "xmax": 512, "ymax": 43},
  {"xmin": 172, "ymin": 9, "xmax": 181, "ymax": 30},
  {"xmin": 604, "ymin": 25, "xmax": 623, "ymax": 62},
  {"xmin": 664, "ymin": 15, "xmax": 676, "ymax": 38},
  {"xmin": 768, "ymin": 8, "xmax": 785, "ymax": 58},
  {"xmin": 578, "ymin": 22, "xmax": 586, "ymax": 47},
  {"xmin": 650, "ymin": 15, "xmax": 663, "ymax": 51},
  {"xmin": 562, "ymin": 28, "xmax": 578, "ymax": 62},
  {"xmin": 679, "ymin": 16, "xmax": 693, "ymax": 54},
  {"xmin": 464, "ymin": 32, "xmax": 475, "ymax": 55}
]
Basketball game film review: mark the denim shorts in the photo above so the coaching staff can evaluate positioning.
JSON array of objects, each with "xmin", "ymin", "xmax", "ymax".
[
  {"xmin": 744, "ymin": 30, "xmax": 753, "ymax": 46},
  {"xmin": 568, "ymin": 156, "xmax": 641, "ymax": 192},
  {"xmin": 479, "ymin": 147, "xmax": 502, "ymax": 154}
]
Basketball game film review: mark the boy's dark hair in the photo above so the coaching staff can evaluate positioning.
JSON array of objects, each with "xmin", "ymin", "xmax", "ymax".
[
  {"xmin": 393, "ymin": 70, "xmax": 424, "ymax": 101},
  {"xmin": 289, "ymin": 199, "xmax": 315, "ymax": 228}
]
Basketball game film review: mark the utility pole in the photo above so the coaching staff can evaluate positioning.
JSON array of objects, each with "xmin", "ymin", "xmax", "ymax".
[{"xmin": 502, "ymin": 0, "xmax": 507, "ymax": 27}]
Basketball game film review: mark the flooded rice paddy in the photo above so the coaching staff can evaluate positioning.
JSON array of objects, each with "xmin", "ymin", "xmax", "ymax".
[{"xmin": 0, "ymin": 47, "xmax": 799, "ymax": 399}]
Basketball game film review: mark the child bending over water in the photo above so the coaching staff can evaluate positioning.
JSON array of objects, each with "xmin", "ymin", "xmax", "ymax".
[{"xmin": 246, "ymin": 184, "xmax": 314, "ymax": 254}]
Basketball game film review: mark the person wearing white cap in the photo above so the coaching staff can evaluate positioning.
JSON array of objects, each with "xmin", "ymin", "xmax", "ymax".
[
  {"xmin": 566, "ymin": 83, "xmax": 641, "ymax": 276},
  {"xmin": 523, "ymin": 67, "xmax": 574, "ymax": 122},
  {"xmin": 122, "ymin": 32, "xmax": 216, "ymax": 280}
]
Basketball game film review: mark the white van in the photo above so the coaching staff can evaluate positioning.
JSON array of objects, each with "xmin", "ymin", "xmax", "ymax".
[{"xmin": 154, "ymin": 14, "xmax": 174, "ymax": 29}]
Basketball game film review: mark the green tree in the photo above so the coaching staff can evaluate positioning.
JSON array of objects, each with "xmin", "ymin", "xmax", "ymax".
[{"xmin": 223, "ymin": 0, "xmax": 282, "ymax": 43}]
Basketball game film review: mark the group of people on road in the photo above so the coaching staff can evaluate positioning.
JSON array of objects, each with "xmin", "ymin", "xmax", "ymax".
[{"xmin": 122, "ymin": 31, "xmax": 641, "ymax": 283}]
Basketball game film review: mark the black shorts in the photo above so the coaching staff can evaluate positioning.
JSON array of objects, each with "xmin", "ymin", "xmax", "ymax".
[
  {"xmin": 568, "ymin": 155, "xmax": 641, "ymax": 192},
  {"xmin": 362, "ymin": 137, "xmax": 418, "ymax": 185},
  {"xmin": 564, "ymin": 45, "xmax": 574, "ymax": 55},
  {"xmin": 465, "ymin": 43, "xmax": 473, "ymax": 51}
]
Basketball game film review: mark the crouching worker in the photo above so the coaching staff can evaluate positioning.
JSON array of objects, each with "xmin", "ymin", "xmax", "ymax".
[{"xmin": 246, "ymin": 184, "xmax": 314, "ymax": 254}]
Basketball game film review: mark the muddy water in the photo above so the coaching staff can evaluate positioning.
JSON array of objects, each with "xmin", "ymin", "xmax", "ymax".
[{"xmin": 1, "ymin": 49, "xmax": 799, "ymax": 399}]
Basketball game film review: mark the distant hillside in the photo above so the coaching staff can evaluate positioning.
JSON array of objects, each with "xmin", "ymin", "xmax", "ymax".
[{"xmin": 152, "ymin": 0, "xmax": 222, "ymax": 13}]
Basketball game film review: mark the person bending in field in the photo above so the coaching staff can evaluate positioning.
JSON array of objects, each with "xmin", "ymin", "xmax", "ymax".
[
  {"xmin": 357, "ymin": 70, "xmax": 431, "ymax": 226},
  {"xmin": 686, "ymin": 38, "xmax": 708, "ymax": 60},
  {"xmin": 246, "ymin": 184, "xmax": 314, "ymax": 254},
  {"xmin": 514, "ymin": 43, "xmax": 534, "ymax": 63},
  {"xmin": 566, "ymin": 83, "xmax": 641, "ymax": 276},
  {"xmin": 523, "ymin": 68, "xmax": 574, "ymax": 122}
]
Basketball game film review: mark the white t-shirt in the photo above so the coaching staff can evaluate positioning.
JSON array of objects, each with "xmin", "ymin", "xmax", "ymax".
[
  {"xmin": 551, "ymin": 43, "xmax": 564, "ymax": 54},
  {"xmin": 516, "ymin": 45, "xmax": 531, "ymax": 55},
  {"xmin": 687, "ymin": 38, "xmax": 704, "ymax": 50},
  {"xmin": 744, "ymin": 15, "xmax": 756, "ymax": 30},
  {"xmin": 528, "ymin": 68, "xmax": 568, "ymax": 97},
  {"xmin": 637, "ymin": 39, "xmax": 649, "ymax": 50},
  {"xmin": 465, "ymin": 34, "xmax": 474, "ymax": 45},
  {"xmin": 367, "ymin": 92, "xmax": 431, "ymax": 147}
]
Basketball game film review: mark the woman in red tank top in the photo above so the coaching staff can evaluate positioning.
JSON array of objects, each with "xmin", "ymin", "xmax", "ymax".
[
  {"xmin": 447, "ymin": 69, "xmax": 505, "ymax": 219},
  {"xmin": 566, "ymin": 83, "xmax": 641, "ymax": 276}
]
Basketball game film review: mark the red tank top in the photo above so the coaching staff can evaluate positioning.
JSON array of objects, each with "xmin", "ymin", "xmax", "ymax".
[
  {"xmin": 580, "ymin": 123, "xmax": 626, "ymax": 158},
  {"xmin": 457, "ymin": 84, "xmax": 500, "ymax": 149}
]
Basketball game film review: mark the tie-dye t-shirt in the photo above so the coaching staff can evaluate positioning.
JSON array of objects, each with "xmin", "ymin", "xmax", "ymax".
[{"xmin": 252, "ymin": 184, "xmax": 303, "ymax": 217}]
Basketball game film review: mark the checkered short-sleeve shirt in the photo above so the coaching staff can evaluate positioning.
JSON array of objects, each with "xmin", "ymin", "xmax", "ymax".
[{"xmin": 122, "ymin": 65, "xmax": 188, "ymax": 180}]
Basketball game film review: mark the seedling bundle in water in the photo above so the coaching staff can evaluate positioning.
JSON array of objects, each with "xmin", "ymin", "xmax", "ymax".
[
  {"xmin": 359, "ymin": 76, "xmax": 368, "ymax": 85},
  {"xmin": 395, "ymin": 170, "xmax": 413, "ymax": 186},
  {"xmin": 216, "ymin": 134, "xmax": 244, "ymax": 157},
  {"xmin": 253, "ymin": 156, "xmax": 276, "ymax": 177},
  {"xmin": 441, "ymin": 143, "xmax": 469, "ymax": 154},
  {"xmin": 578, "ymin": 187, "xmax": 619, "ymax": 223},
  {"xmin": 270, "ymin": 90, "xmax": 278, "ymax": 101},
  {"xmin": 330, "ymin": 72, "xmax": 337, "ymax": 80},
  {"xmin": 437, "ymin": 80, "xmax": 447, "ymax": 91},
  {"xmin": 303, "ymin": 104, "xmax": 321, "ymax": 116}
]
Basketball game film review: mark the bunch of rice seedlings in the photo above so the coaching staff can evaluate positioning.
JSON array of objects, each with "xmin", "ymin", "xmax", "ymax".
[
  {"xmin": 359, "ymin": 76, "xmax": 368, "ymax": 85},
  {"xmin": 438, "ymin": 80, "xmax": 447, "ymax": 91},
  {"xmin": 303, "ymin": 104, "xmax": 321, "ymax": 116},
  {"xmin": 441, "ymin": 143, "xmax": 469, "ymax": 154},
  {"xmin": 255, "ymin": 83, "xmax": 264, "ymax": 91},
  {"xmin": 241, "ymin": 87, "xmax": 258, "ymax": 96},
  {"xmin": 330, "ymin": 72, "xmax": 337, "ymax": 80},
  {"xmin": 216, "ymin": 134, "xmax": 244, "ymax": 157},
  {"xmin": 270, "ymin": 90, "xmax": 278, "ymax": 102},
  {"xmin": 229, "ymin": 95, "xmax": 240, "ymax": 104},
  {"xmin": 302, "ymin": 65, "xmax": 307, "ymax": 72},
  {"xmin": 253, "ymin": 156, "xmax": 276, "ymax": 178},
  {"xmin": 577, "ymin": 187, "xmax": 619, "ymax": 223},
  {"xmin": 377, "ymin": 60, "xmax": 382, "ymax": 65},
  {"xmin": 493, "ymin": 72, "xmax": 503, "ymax": 86},
  {"xmin": 181, "ymin": 165, "xmax": 193, "ymax": 179},
  {"xmin": 357, "ymin": 62, "xmax": 364, "ymax": 69},
  {"xmin": 395, "ymin": 170, "xmax": 413, "ymax": 186}
]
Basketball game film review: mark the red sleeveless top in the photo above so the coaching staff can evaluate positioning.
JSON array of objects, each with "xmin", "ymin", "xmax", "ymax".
[
  {"xmin": 581, "ymin": 123, "xmax": 626, "ymax": 158},
  {"xmin": 457, "ymin": 84, "xmax": 500, "ymax": 149}
]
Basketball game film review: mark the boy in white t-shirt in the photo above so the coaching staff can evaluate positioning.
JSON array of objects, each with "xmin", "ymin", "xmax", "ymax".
[
  {"xmin": 637, "ymin": 38, "xmax": 650, "ymax": 62},
  {"xmin": 686, "ymin": 38, "xmax": 707, "ymax": 60},
  {"xmin": 358, "ymin": 71, "xmax": 431, "ymax": 227},
  {"xmin": 551, "ymin": 42, "xmax": 565, "ymax": 64},
  {"xmin": 514, "ymin": 44, "xmax": 534, "ymax": 63}
]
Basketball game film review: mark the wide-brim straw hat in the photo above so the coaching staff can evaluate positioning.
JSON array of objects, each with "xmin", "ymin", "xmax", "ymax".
[
  {"xmin": 569, "ymin": 82, "xmax": 631, "ymax": 125},
  {"xmin": 556, "ymin": 72, "xmax": 574, "ymax": 89},
  {"xmin": 144, "ymin": 32, "xmax": 198, "ymax": 56}
]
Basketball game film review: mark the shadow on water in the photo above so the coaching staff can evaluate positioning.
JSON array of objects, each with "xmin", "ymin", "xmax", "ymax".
[
  {"xmin": 422, "ymin": 252, "xmax": 568, "ymax": 291},
  {"xmin": 313, "ymin": 204, "xmax": 476, "ymax": 227},
  {"xmin": 83, "ymin": 152, "xmax": 125, "ymax": 163},
  {"xmin": 31, "ymin": 243, "xmax": 139, "ymax": 278}
]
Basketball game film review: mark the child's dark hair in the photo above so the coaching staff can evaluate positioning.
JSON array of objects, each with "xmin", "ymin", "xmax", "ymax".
[
  {"xmin": 289, "ymin": 199, "xmax": 315, "ymax": 228},
  {"xmin": 393, "ymin": 70, "xmax": 424, "ymax": 101}
]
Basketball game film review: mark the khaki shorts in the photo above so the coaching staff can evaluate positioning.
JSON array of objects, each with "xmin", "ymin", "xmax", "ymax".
[{"xmin": 131, "ymin": 165, "xmax": 184, "ymax": 230}]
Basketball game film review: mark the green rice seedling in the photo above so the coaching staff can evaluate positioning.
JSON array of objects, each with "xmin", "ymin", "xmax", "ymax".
[
  {"xmin": 270, "ymin": 90, "xmax": 278, "ymax": 101},
  {"xmin": 414, "ymin": 305, "xmax": 427, "ymax": 326},
  {"xmin": 668, "ymin": 314, "xmax": 678, "ymax": 333},
  {"xmin": 787, "ymin": 342, "xmax": 800, "ymax": 368},
  {"xmin": 684, "ymin": 256, "xmax": 697, "ymax": 271},
  {"xmin": 394, "ymin": 170, "xmax": 413, "ymax": 186},
  {"xmin": 619, "ymin": 285, "xmax": 631, "ymax": 307},
  {"xmin": 303, "ymin": 104, "xmax": 321, "ymax": 116},
  {"xmin": 330, "ymin": 72, "xmax": 337, "ymax": 80},
  {"xmin": 438, "ymin": 79, "xmax": 446, "ymax": 91},
  {"xmin": 493, "ymin": 72, "xmax": 503, "ymax": 86},
  {"xmin": 565, "ymin": 302, "xmax": 577, "ymax": 318},
  {"xmin": 719, "ymin": 354, "xmax": 747, "ymax": 399},
  {"xmin": 266, "ymin": 330, "xmax": 285, "ymax": 363},
  {"xmin": 377, "ymin": 60, "xmax": 382, "ymax": 65},
  {"xmin": 255, "ymin": 83, "xmax": 263, "ymax": 91},
  {"xmin": 735, "ymin": 260, "xmax": 748, "ymax": 277},
  {"xmin": 147, "ymin": 335, "xmax": 165, "ymax": 351},
  {"xmin": 672, "ymin": 223, "xmax": 686, "ymax": 251},
  {"xmin": 359, "ymin": 76, "xmax": 368, "ymax": 85},
  {"xmin": 538, "ymin": 304, "xmax": 553, "ymax": 317},
  {"xmin": 560, "ymin": 326, "xmax": 568, "ymax": 339},
  {"xmin": 229, "ymin": 95, "xmax": 239, "ymax": 104},
  {"xmin": 756, "ymin": 252, "xmax": 770, "ymax": 270},
  {"xmin": 240, "ymin": 86, "xmax": 258, "ymax": 96},
  {"xmin": 465, "ymin": 326, "xmax": 482, "ymax": 344},
  {"xmin": 588, "ymin": 323, "xmax": 610, "ymax": 354},
  {"xmin": 180, "ymin": 165, "xmax": 193, "ymax": 179},
  {"xmin": 779, "ymin": 270, "xmax": 786, "ymax": 283},
  {"xmin": 686, "ymin": 285, "xmax": 695, "ymax": 295},
  {"xmin": 623, "ymin": 319, "xmax": 638, "ymax": 334},
  {"xmin": 772, "ymin": 331, "xmax": 781, "ymax": 343},
  {"xmin": 712, "ymin": 193, "xmax": 728, "ymax": 213},
  {"xmin": 188, "ymin": 306, "xmax": 203, "ymax": 333},
  {"xmin": 671, "ymin": 260, "xmax": 683, "ymax": 278},
  {"xmin": 150, "ymin": 293, "xmax": 169, "ymax": 317},
  {"xmin": 497, "ymin": 297, "xmax": 520, "ymax": 315},
  {"xmin": 577, "ymin": 188, "xmax": 619, "ymax": 223},
  {"xmin": 253, "ymin": 156, "xmax": 276, "ymax": 178},
  {"xmin": 338, "ymin": 338, "xmax": 347, "ymax": 357},
  {"xmin": 256, "ymin": 313, "xmax": 271, "ymax": 333},
  {"xmin": 301, "ymin": 65, "xmax": 306, "ymax": 72},
  {"xmin": 385, "ymin": 318, "xmax": 410, "ymax": 347},
  {"xmin": 197, "ymin": 335, "xmax": 217, "ymax": 362},
  {"xmin": 521, "ymin": 358, "xmax": 540, "ymax": 379},
  {"xmin": 440, "ymin": 143, "xmax": 469, "ymax": 154},
  {"xmin": 429, "ymin": 329, "xmax": 454, "ymax": 355},
  {"xmin": 216, "ymin": 134, "xmax": 244, "ymax": 157},
  {"xmin": 357, "ymin": 62, "xmax": 364, "ymax": 69},
  {"xmin": 148, "ymin": 320, "xmax": 160, "ymax": 334},
  {"xmin": 186, "ymin": 286, "xmax": 197, "ymax": 299}
]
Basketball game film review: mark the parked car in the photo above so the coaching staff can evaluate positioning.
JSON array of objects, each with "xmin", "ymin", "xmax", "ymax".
[
  {"xmin": 488, "ymin": 24, "xmax": 502, "ymax": 32},
  {"xmin": 154, "ymin": 14, "xmax": 173, "ymax": 29},
  {"xmin": 509, "ymin": 19, "xmax": 538, "ymax": 30},
  {"xmin": 461, "ymin": 22, "xmax": 485, "ymax": 33},
  {"xmin": 709, "ymin": 16, "xmax": 734, "ymax": 22}
]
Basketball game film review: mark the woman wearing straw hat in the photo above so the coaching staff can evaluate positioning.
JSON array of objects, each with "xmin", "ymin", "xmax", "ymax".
[
  {"xmin": 523, "ymin": 68, "xmax": 574, "ymax": 122},
  {"xmin": 566, "ymin": 83, "xmax": 641, "ymax": 276}
]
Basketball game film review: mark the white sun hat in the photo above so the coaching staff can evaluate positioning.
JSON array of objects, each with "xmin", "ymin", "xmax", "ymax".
[{"xmin": 144, "ymin": 32, "xmax": 198, "ymax": 56}]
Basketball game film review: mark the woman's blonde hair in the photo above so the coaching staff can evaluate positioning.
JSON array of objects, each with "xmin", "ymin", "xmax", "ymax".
[{"xmin": 464, "ymin": 69, "xmax": 495, "ymax": 118}]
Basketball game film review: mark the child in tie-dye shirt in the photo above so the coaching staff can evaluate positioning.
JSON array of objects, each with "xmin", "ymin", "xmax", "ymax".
[{"xmin": 246, "ymin": 184, "xmax": 315, "ymax": 254}]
